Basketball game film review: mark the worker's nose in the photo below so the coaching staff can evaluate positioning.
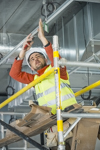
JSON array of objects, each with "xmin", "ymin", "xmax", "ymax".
[{"xmin": 34, "ymin": 57, "xmax": 38, "ymax": 60}]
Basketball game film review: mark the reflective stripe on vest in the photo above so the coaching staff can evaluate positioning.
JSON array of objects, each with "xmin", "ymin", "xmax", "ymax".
[
  {"xmin": 42, "ymin": 93, "xmax": 75, "ymax": 107},
  {"xmin": 36, "ymin": 82, "xmax": 71, "ymax": 99}
]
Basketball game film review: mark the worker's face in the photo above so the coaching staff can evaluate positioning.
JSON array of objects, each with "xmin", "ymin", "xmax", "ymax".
[{"xmin": 29, "ymin": 52, "xmax": 47, "ymax": 71}]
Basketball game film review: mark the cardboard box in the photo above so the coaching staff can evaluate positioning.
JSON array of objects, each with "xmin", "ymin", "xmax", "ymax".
[
  {"xmin": 71, "ymin": 106, "xmax": 100, "ymax": 150},
  {"xmin": 0, "ymin": 104, "xmax": 56, "ymax": 147}
]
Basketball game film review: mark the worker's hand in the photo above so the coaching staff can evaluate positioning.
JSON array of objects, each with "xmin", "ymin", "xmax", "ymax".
[
  {"xmin": 38, "ymin": 19, "xmax": 45, "ymax": 40},
  {"xmin": 19, "ymin": 34, "xmax": 34, "ymax": 59},
  {"xmin": 38, "ymin": 19, "xmax": 48, "ymax": 46},
  {"xmin": 22, "ymin": 33, "xmax": 34, "ymax": 51}
]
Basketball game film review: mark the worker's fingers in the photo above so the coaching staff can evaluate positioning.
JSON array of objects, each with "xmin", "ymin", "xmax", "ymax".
[
  {"xmin": 24, "ymin": 35, "xmax": 34, "ymax": 46},
  {"xmin": 27, "ymin": 41, "xmax": 34, "ymax": 50},
  {"xmin": 30, "ymin": 41, "xmax": 34, "ymax": 46},
  {"xmin": 39, "ymin": 18, "xmax": 42, "ymax": 25},
  {"xmin": 26, "ymin": 37, "xmax": 33, "ymax": 42},
  {"xmin": 26, "ymin": 33, "xmax": 32, "ymax": 39},
  {"xmin": 26, "ymin": 34, "xmax": 34, "ymax": 42},
  {"xmin": 38, "ymin": 18, "xmax": 44, "ymax": 40},
  {"xmin": 25, "ymin": 42, "xmax": 30, "ymax": 47},
  {"xmin": 39, "ymin": 19, "xmax": 43, "ymax": 30}
]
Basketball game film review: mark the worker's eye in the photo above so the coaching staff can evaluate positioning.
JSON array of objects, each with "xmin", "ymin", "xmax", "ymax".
[
  {"xmin": 37, "ymin": 55, "xmax": 40, "ymax": 58},
  {"xmin": 30, "ymin": 58, "xmax": 34, "ymax": 61}
]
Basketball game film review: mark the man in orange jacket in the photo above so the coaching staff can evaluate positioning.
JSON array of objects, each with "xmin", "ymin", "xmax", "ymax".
[{"xmin": 10, "ymin": 19, "xmax": 77, "ymax": 114}]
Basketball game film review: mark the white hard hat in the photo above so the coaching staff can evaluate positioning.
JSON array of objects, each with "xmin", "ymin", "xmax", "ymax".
[{"xmin": 25, "ymin": 47, "xmax": 48, "ymax": 68}]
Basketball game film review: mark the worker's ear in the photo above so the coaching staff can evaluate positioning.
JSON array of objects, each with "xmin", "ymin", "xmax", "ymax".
[{"xmin": 31, "ymin": 67, "xmax": 34, "ymax": 71}]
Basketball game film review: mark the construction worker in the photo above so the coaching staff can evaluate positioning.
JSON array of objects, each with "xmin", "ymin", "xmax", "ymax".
[{"xmin": 9, "ymin": 19, "xmax": 77, "ymax": 114}]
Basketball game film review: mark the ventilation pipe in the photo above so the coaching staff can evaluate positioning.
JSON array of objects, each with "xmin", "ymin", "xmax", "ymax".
[{"xmin": 0, "ymin": 0, "xmax": 74, "ymax": 65}]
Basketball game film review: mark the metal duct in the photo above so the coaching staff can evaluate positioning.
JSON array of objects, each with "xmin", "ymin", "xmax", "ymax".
[
  {"xmin": 58, "ymin": 3, "xmax": 100, "ymax": 64},
  {"xmin": 0, "ymin": 0, "xmax": 87, "ymax": 65},
  {"xmin": 0, "ymin": 0, "xmax": 75, "ymax": 65}
]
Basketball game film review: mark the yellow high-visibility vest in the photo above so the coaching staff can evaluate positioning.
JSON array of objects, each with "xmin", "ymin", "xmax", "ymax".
[{"xmin": 34, "ymin": 65, "xmax": 77, "ymax": 114}]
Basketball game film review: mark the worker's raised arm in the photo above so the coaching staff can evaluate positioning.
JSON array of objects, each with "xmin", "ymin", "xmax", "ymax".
[
  {"xmin": 38, "ymin": 19, "xmax": 48, "ymax": 46},
  {"xmin": 38, "ymin": 19, "xmax": 54, "ymax": 66},
  {"xmin": 9, "ymin": 34, "xmax": 35, "ymax": 84},
  {"xmin": 19, "ymin": 34, "xmax": 34, "ymax": 59},
  {"xmin": 37, "ymin": 19, "xmax": 68, "ymax": 80}
]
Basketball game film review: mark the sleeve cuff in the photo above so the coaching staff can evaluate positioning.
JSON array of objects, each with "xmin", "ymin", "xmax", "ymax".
[
  {"xmin": 16, "ymin": 56, "xmax": 24, "ymax": 60},
  {"xmin": 43, "ymin": 41, "xmax": 50, "ymax": 47}
]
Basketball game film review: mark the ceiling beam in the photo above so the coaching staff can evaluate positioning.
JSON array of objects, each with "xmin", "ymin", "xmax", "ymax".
[{"xmin": 75, "ymin": 0, "xmax": 100, "ymax": 3}]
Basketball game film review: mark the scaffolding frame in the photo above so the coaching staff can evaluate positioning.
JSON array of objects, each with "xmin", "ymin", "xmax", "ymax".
[
  {"xmin": 53, "ymin": 35, "xmax": 100, "ymax": 150},
  {"xmin": 0, "ymin": 112, "xmax": 49, "ymax": 150},
  {"xmin": 0, "ymin": 112, "xmax": 27, "ymax": 150},
  {"xmin": 0, "ymin": 119, "xmax": 49, "ymax": 150},
  {"xmin": 0, "ymin": 35, "xmax": 100, "ymax": 149}
]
